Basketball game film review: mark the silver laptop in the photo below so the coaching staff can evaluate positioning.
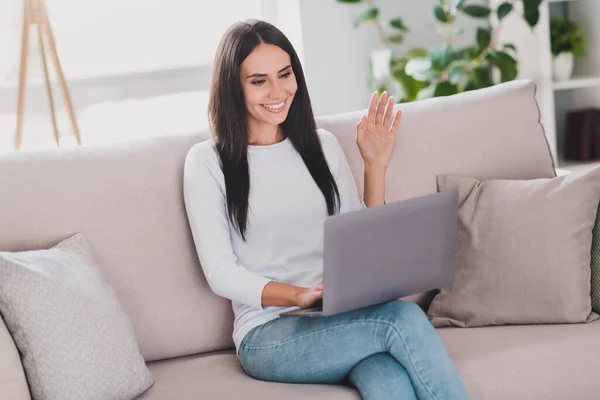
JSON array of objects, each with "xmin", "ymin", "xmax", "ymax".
[{"xmin": 280, "ymin": 190, "xmax": 458, "ymax": 317}]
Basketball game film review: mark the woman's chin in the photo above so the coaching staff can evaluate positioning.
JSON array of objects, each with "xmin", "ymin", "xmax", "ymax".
[{"xmin": 260, "ymin": 111, "xmax": 289, "ymax": 125}]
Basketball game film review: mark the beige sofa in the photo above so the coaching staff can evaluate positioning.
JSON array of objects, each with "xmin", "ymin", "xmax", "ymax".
[{"xmin": 2, "ymin": 79, "xmax": 600, "ymax": 399}]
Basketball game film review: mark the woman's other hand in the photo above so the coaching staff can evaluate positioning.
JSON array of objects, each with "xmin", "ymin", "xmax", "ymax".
[{"xmin": 356, "ymin": 91, "xmax": 402, "ymax": 169}]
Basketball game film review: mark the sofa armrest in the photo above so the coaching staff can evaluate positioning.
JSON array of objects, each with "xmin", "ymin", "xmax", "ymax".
[
  {"xmin": 0, "ymin": 315, "xmax": 31, "ymax": 399},
  {"xmin": 556, "ymin": 168, "xmax": 572, "ymax": 176}
]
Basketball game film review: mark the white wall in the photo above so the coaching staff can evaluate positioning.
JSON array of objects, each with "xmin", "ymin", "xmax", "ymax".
[{"xmin": 299, "ymin": 0, "xmax": 490, "ymax": 116}]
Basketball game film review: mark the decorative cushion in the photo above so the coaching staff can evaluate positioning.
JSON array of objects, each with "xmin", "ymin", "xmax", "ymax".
[
  {"xmin": 428, "ymin": 168, "xmax": 600, "ymax": 327},
  {"xmin": 0, "ymin": 233, "xmax": 154, "ymax": 400}
]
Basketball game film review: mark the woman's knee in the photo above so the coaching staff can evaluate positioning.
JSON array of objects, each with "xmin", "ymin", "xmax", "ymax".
[
  {"xmin": 349, "ymin": 352, "xmax": 399, "ymax": 378},
  {"xmin": 348, "ymin": 353, "xmax": 417, "ymax": 400}
]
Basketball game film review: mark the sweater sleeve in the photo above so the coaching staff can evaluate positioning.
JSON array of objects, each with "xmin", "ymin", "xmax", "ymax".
[
  {"xmin": 318, "ymin": 129, "xmax": 365, "ymax": 214},
  {"xmin": 183, "ymin": 144, "xmax": 272, "ymax": 310}
]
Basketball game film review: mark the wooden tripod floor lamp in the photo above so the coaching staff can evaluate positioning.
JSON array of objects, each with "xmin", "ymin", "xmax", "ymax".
[{"xmin": 15, "ymin": 0, "xmax": 81, "ymax": 150}]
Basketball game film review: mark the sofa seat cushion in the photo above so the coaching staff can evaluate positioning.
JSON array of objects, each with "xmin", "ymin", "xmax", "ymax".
[
  {"xmin": 141, "ymin": 321, "xmax": 600, "ymax": 400},
  {"xmin": 438, "ymin": 320, "xmax": 600, "ymax": 400},
  {"xmin": 139, "ymin": 351, "xmax": 361, "ymax": 400}
]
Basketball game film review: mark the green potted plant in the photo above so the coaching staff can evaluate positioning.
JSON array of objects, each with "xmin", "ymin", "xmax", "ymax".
[
  {"xmin": 550, "ymin": 15, "xmax": 585, "ymax": 82},
  {"xmin": 336, "ymin": 0, "xmax": 543, "ymax": 102}
]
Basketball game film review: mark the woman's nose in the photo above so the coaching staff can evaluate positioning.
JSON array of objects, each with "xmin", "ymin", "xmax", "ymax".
[{"xmin": 268, "ymin": 81, "xmax": 285, "ymax": 99}]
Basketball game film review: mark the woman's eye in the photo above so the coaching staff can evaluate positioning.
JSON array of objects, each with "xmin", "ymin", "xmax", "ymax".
[
  {"xmin": 280, "ymin": 72, "xmax": 291, "ymax": 79},
  {"xmin": 251, "ymin": 79, "xmax": 266, "ymax": 86}
]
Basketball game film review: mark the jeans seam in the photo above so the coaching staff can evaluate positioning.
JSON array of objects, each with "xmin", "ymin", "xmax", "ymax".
[
  {"xmin": 240, "ymin": 318, "xmax": 438, "ymax": 400},
  {"xmin": 240, "ymin": 321, "xmax": 356, "ymax": 350},
  {"xmin": 382, "ymin": 320, "xmax": 439, "ymax": 400}
]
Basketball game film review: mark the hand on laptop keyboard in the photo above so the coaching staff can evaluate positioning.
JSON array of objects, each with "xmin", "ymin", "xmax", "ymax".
[{"xmin": 294, "ymin": 280, "xmax": 323, "ymax": 309}]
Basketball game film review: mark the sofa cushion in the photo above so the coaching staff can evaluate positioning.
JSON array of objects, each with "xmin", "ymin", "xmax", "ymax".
[
  {"xmin": 0, "ymin": 315, "xmax": 30, "ymax": 400},
  {"xmin": 140, "ymin": 352, "xmax": 361, "ymax": 400},
  {"xmin": 438, "ymin": 321, "xmax": 600, "ymax": 400},
  {"xmin": 428, "ymin": 168, "xmax": 600, "ymax": 327},
  {"xmin": 140, "ymin": 322, "xmax": 600, "ymax": 400},
  {"xmin": 0, "ymin": 233, "xmax": 154, "ymax": 400}
]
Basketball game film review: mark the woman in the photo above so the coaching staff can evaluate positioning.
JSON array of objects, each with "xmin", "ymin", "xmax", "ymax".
[{"xmin": 183, "ymin": 19, "xmax": 469, "ymax": 400}]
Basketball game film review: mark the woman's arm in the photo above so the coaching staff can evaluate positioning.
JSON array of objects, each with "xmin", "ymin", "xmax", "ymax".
[
  {"xmin": 363, "ymin": 163, "xmax": 386, "ymax": 208},
  {"xmin": 356, "ymin": 91, "xmax": 402, "ymax": 206},
  {"xmin": 262, "ymin": 280, "xmax": 323, "ymax": 308},
  {"xmin": 184, "ymin": 145, "xmax": 273, "ymax": 309}
]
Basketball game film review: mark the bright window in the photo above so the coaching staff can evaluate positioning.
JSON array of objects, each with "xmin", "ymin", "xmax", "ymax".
[
  {"xmin": 0, "ymin": 0, "xmax": 303, "ymax": 151},
  {"xmin": 0, "ymin": 0, "xmax": 264, "ymax": 83}
]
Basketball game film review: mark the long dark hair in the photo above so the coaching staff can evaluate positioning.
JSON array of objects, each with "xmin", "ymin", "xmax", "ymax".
[{"xmin": 208, "ymin": 19, "xmax": 340, "ymax": 240}]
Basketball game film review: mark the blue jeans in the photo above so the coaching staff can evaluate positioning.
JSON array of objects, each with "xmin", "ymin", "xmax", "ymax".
[{"xmin": 238, "ymin": 300, "xmax": 470, "ymax": 400}]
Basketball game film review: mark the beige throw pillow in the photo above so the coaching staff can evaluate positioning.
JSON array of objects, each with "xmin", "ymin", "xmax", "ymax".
[
  {"xmin": 0, "ymin": 233, "xmax": 154, "ymax": 400},
  {"xmin": 427, "ymin": 167, "xmax": 600, "ymax": 328}
]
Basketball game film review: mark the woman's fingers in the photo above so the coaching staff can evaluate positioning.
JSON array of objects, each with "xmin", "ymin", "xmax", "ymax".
[
  {"xmin": 390, "ymin": 109, "xmax": 403, "ymax": 133},
  {"xmin": 356, "ymin": 115, "xmax": 367, "ymax": 141},
  {"xmin": 375, "ymin": 92, "xmax": 388, "ymax": 125},
  {"xmin": 383, "ymin": 96, "xmax": 394, "ymax": 128},
  {"xmin": 367, "ymin": 92, "xmax": 378, "ymax": 123}
]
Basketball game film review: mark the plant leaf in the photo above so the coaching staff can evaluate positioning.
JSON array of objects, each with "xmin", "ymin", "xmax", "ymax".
[
  {"xmin": 391, "ymin": 56, "xmax": 408, "ymax": 69},
  {"xmin": 490, "ymin": 50, "xmax": 518, "ymax": 82},
  {"xmin": 476, "ymin": 28, "xmax": 492, "ymax": 51},
  {"xmin": 454, "ymin": 46, "xmax": 479, "ymax": 61},
  {"xmin": 434, "ymin": 5, "xmax": 448, "ymax": 23},
  {"xmin": 472, "ymin": 65, "xmax": 494, "ymax": 88},
  {"xmin": 405, "ymin": 58, "xmax": 435, "ymax": 81},
  {"xmin": 523, "ymin": 8, "xmax": 540, "ymax": 27},
  {"xmin": 522, "ymin": 0, "xmax": 541, "ymax": 27},
  {"xmin": 464, "ymin": 78, "xmax": 478, "ymax": 91},
  {"xmin": 388, "ymin": 34, "xmax": 405, "ymax": 44},
  {"xmin": 456, "ymin": 0, "xmax": 467, "ymax": 10},
  {"xmin": 503, "ymin": 43, "xmax": 517, "ymax": 52},
  {"xmin": 407, "ymin": 48, "xmax": 429, "ymax": 58},
  {"xmin": 392, "ymin": 69, "xmax": 422, "ymax": 102},
  {"xmin": 461, "ymin": 5, "xmax": 491, "ymax": 18},
  {"xmin": 434, "ymin": 81, "xmax": 459, "ymax": 97},
  {"xmin": 354, "ymin": 7, "xmax": 379, "ymax": 27},
  {"xmin": 389, "ymin": 18, "xmax": 409, "ymax": 31},
  {"xmin": 430, "ymin": 46, "xmax": 455, "ymax": 71},
  {"xmin": 497, "ymin": 2, "xmax": 513, "ymax": 21},
  {"xmin": 449, "ymin": 62, "xmax": 470, "ymax": 83}
]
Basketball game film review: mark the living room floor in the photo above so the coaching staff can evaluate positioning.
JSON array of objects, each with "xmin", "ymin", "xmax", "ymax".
[{"xmin": 0, "ymin": 91, "xmax": 210, "ymax": 154}]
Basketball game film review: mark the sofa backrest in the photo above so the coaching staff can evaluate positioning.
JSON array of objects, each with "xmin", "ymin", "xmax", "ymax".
[
  {"xmin": 317, "ymin": 79, "xmax": 556, "ymax": 201},
  {"xmin": 0, "ymin": 80, "xmax": 556, "ymax": 367}
]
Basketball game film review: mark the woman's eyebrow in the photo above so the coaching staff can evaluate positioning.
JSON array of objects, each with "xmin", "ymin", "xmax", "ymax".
[{"xmin": 246, "ymin": 65, "xmax": 292, "ymax": 79}]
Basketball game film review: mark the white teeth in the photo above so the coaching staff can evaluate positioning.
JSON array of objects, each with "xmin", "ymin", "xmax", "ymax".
[{"xmin": 263, "ymin": 101, "xmax": 284, "ymax": 110}]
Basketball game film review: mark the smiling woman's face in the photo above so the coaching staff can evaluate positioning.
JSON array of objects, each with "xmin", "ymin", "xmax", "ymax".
[{"xmin": 240, "ymin": 43, "xmax": 298, "ymax": 132}]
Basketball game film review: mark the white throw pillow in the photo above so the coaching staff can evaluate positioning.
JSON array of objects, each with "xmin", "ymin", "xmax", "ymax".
[{"xmin": 0, "ymin": 233, "xmax": 154, "ymax": 400}]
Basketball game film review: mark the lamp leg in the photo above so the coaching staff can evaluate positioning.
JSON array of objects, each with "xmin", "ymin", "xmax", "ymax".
[
  {"xmin": 15, "ymin": 0, "xmax": 32, "ymax": 150},
  {"xmin": 36, "ymin": 0, "xmax": 60, "ymax": 147},
  {"xmin": 40, "ymin": 0, "xmax": 81, "ymax": 145}
]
